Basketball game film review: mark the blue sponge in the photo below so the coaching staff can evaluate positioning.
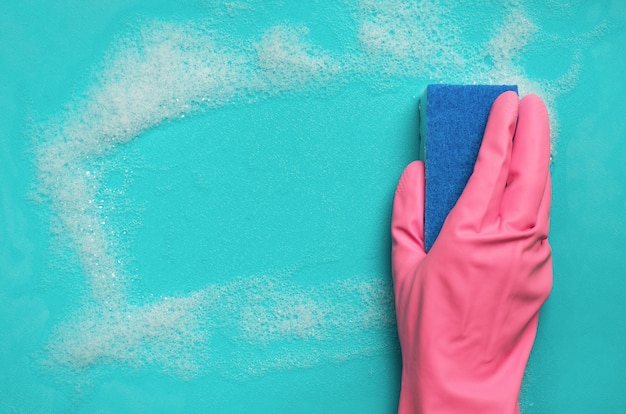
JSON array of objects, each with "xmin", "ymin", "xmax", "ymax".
[{"xmin": 419, "ymin": 84, "xmax": 518, "ymax": 251}]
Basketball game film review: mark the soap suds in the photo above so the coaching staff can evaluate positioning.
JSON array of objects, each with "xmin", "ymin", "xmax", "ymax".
[
  {"xmin": 34, "ymin": 0, "xmax": 588, "ymax": 378},
  {"xmin": 356, "ymin": 0, "xmax": 467, "ymax": 78},
  {"xmin": 45, "ymin": 275, "xmax": 395, "ymax": 378},
  {"xmin": 255, "ymin": 25, "xmax": 342, "ymax": 90}
]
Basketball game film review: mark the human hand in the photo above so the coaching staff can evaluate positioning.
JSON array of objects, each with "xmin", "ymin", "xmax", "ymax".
[{"xmin": 391, "ymin": 92, "xmax": 552, "ymax": 413}]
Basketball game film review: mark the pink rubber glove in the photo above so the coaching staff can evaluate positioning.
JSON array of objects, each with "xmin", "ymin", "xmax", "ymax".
[{"xmin": 391, "ymin": 92, "xmax": 552, "ymax": 413}]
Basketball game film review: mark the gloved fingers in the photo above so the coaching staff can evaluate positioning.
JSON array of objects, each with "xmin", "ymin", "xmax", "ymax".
[
  {"xmin": 391, "ymin": 161, "xmax": 427, "ymax": 279},
  {"xmin": 501, "ymin": 94, "xmax": 550, "ymax": 232},
  {"xmin": 451, "ymin": 91, "xmax": 518, "ymax": 230}
]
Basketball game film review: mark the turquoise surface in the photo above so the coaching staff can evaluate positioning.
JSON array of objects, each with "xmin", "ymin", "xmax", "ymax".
[{"xmin": 1, "ymin": 1, "xmax": 625, "ymax": 412}]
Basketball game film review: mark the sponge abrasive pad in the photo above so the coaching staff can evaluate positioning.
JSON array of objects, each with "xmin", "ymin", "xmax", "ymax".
[{"xmin": 419, "ymin": 84, "xmax": 518, "ymax": 252}]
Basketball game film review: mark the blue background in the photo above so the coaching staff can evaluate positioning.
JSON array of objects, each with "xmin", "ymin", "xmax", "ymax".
[{"xmin": 2, "ymin": 1, "xmax": 625, "ymax": 412}]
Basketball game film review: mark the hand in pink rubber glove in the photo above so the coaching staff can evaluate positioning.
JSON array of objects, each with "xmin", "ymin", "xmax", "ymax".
[{"xmin": 391, "ymin": 92, "xmax": 552, "ymax": 413}]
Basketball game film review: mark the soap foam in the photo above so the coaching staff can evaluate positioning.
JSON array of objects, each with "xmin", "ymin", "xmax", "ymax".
[
  {"xmin": 255, "ymin": 25, "xmax": 342, "ymax": 91},
  {"xmin": 35, "ymin": 0, "xmax": 589, "ymax": 378},
  {"xmin": 46, "ymin": 291, "xmax": 212, "ymax": 377},
  {"xmin": 356, "ymin": 0, "xmax": 467, "ymax": 78},
  {"xmin": 45, "ymin": 275, "xmax": 395, "ymax": 378}
]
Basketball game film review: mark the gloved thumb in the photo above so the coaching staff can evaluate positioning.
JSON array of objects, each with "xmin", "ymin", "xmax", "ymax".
[{"xmin": 392, "ymin": 161, "xmax": 427, "ymax": 283}]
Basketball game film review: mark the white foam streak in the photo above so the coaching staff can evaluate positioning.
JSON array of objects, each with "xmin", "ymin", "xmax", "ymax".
[
  {"xmin": 256, "ymin": 26, "xmax": 341, "ymax": 89},
  {"xmin": 45, "ymin": 276, "xmax": 394, "ymax": 377}
]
